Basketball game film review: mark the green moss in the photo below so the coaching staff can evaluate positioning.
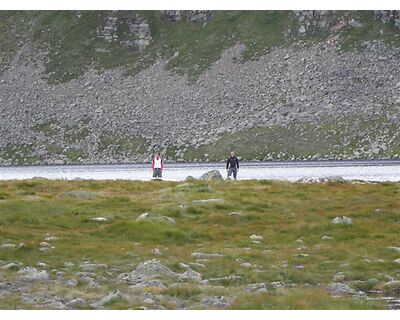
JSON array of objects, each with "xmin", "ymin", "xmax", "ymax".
[
  {"xmin": 64, "ymin": 148, "xmax": 85, "ymax": 161},
  {"xmin": 98, "ymin": 131, "xmax": 148, "ymax": 156},
  {"xmin": 46, "ymin": 144, "xmax": 63, "ymax": 155},
  {"xmin": 33, "ymin": 121, "xmax": 60, "ymax": 137},
  {"xmin": 183, "ymin": 109, "xmax": 400, "ymax": 161},
  {"xmin": 0, "ymin": 144, "xmax": 38, "ymax": 165},
  {"xmin": 64, "ymin": 127, "xmax": 90, "ymax": 144}
]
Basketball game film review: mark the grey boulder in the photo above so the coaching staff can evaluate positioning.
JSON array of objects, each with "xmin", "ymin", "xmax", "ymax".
[{"xmin": 200, "ymin": 170, "xmax": 223, "ymax": 181}]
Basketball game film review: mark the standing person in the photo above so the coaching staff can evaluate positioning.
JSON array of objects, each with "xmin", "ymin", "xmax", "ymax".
[
  {"xmin": 152, "ymin": 152, "xmax": 164, "ymax": 179},
  {"xmin": 226, "ymin": 151, "xmax": 239, "ymax": 180}
]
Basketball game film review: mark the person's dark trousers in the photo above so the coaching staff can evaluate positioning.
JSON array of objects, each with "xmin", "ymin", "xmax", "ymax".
[
  {"xmin": 153, "ymin": 168, "xmax": 162, "ymax": 178},
  {"xmin": 228, "ymin": 167, "xmax": 237, "ymax": 180}
]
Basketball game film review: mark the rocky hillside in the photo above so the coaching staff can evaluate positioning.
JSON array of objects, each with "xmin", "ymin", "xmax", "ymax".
[{"xmin": 0, "ymin": 10, "xmax": 400, "ymax": 165}]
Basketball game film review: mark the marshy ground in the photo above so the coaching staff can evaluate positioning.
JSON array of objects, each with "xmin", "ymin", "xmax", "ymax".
[{"xmin": 0, "ymin": 179, "xmax": 399, "ymax": 309}]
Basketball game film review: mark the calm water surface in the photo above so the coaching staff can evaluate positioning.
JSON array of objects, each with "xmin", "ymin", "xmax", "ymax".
[{"xmin": 0, "ymin": 160, "xmax": 399, "ymax": 182}]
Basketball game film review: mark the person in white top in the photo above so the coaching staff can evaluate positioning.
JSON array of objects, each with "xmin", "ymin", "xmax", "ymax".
[{"xmin": 152, "ymin": 152, "xmax": 164, "ymax": 178}]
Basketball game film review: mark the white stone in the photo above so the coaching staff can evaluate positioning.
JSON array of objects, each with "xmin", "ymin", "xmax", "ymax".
[
  {"xmin": 249, "ymin": 234, "xmax": 264, "ymax": 241},
  {"xmin": 331, "ymin": 216, "xmax": 353, "ymax": 225},
  {"xmin": 136, "ymin": 213, "xmax": 151, "ymax": 221},
  {"xmin": 89, "ymin": 217, "xmax": 108, "ymax": 222},
  {"xmin": 1, "ymin": 243, "xmax": 16, "ymax": 249}
]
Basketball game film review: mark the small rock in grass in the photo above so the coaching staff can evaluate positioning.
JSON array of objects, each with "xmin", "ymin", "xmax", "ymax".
[
  {"xmin": 236, "ymin": 259, "xmax": 252, "ymax": 268},
  {"xmin": 89, "ymin": 217, "xmax": 108, "ymax": 222},
  {"xmin": 293, "ymin": 253, "xmax": 309, "ymax": 258},
  {"xmin": 1, "ymin": 262, "xmax": 21, "ymax": 270},
  {"xmin": 189, "ymin": 263, "xmax": 206, "ymax": 269},
  {"xmin": 0, "ymin": 282, "xmax": 13, "ymax": 290},
  {"xmin": 295, "ymin": 238, "xmax": 304, "ymax": 243},
  {"xmin": 159, "ymin": 216, "xmax": 176, "ymax": 224},
  {"xmin": 295, "ymin": 265, "xmax": 304, "ymax": 270},
  {"xmin": 328, "ymin": 282, "xmax": 351, "ymax": 296},
  {"xmin": 249, "ymin": 234, "xmax": 263, "ymax": 241},
  {"xmin": 136, "ymin": 212, "xmax": 151, "ymax": 221},
  {"xmin": 16, "ymin": 267, "xmax": 50, "ymax": 282},
  {"xmin": 228, "ymin": 212, "xmax": 241, "ymax": 216},
  {"xmin": 192, "ymin": 198, "xmax": 222, "ymax": 204},
  {"xmin": 179, "ymin": 268, "xmax": 202, "ymax": 283},
  {"xmin": 244, "ymin": 283, "xmax": 267, "ymax": 293},
  {"xmin": 195, "ymin": 259, "xmax": 209, "ymax": 264},
  {"xmin": 44, "ymin": 236, "xmax": 59, "ymax": 241},
  {"xmin": 331, "ymin": 216, "xmax": 353, "ymax": 225},
  {"xmin": 79, "ymin": 263, "xmax": 108, "ymax": 271},
  {"xmin": 387, "ymin": 247, "xmax": 400, "ymax": 254},
  {"xmin": 129, "ymin": 280, "xmax": 166, "ymax": 291},
  {"xmin": 191, "ymin": 252, "xmax": 223, "ymax": 259},
  {"xmin": 80, "ymin": 276, "xmax": 99, "ymax": 288},
  {"xmin": 271, "ymin": 281, "xmax": 286, "ymax": 289},
  {"xmin": 66, "ymin": 298, "xmax": 86, "ymax": 308},
  {"xmin": 143, "ymin": 298, "xmax": 155, "ymax": 304},
  {"xmin": 65, "ymin": 278, "xmax": 78, "ymax": 287},
  {"xmin": 241, "ymin": 262, "xmax": 253, "ymax": 268},
  {"xmin": 1, "ymin": 244, "xmax": 16, "ymax": 249},
  {"xmin": 207, "ymin": 275, "xmax": 241, "ymax": 283},
  {"xmin": 202, "ymin": 296, "xmax": 226, "ymax": 308},
  {"xmin": 394, "ymin": 258, "xmax": 400, "ymax": 265},
  {"xmin": 40, "ymin": 242, "xmax": 53, "ymax": 248},
  {"xmin": 43, "ymin": 298, "xmax": 67, "ymax": 309},
  {"xmin": 333, "ymin": 272, "xmax": 346, "ymax": 282},
  {"xmin": 91, "ymin": 290, "xmax": 122, "ymax": 309},
  {"xmin": 37, "ymin": 262, "xmax": 47, "ymax": 268},
  {"xmin": 64, "ymin": 262, "xmax": 75, "ymax": 268},
  {"xmin": 179, "ymin": 263, "xmax": 190, "ymax": 269},
  {"xmin": 152, "ymin": 248, "xmax": 161, "ymax": 255},
  {"xmin": 321, "ymin": 235, "xmax": 335, "ymax": 240}
]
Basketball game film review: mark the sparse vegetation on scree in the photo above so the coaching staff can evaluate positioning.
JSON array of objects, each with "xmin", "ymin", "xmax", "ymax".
[{"xmin": 0, "ymin": 179, "xmax": 399, "ymax": 309}]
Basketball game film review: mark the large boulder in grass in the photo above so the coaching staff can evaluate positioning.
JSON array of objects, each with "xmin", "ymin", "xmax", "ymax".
[
  {"xmin": 200, "ymin": 170, "xmax": 223, "ymax": 181},
  {"xmin": 117, "ymin": 259, "xmax": 178, "ymax": 284}
]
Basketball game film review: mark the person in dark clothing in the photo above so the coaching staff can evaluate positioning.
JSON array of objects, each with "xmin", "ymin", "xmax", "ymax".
[{"xmin": 226, "ymin": 151, "xmax": 239, "ymax": 180}]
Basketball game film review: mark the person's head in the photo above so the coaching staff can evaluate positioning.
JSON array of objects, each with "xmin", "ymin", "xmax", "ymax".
[
  {"xmin": 155, "ymin": 152, "xmax": 160, "ymax": 158},
  {"xmin": 230, "ymin": 151, "xmax": 235, "ymax": 157}
]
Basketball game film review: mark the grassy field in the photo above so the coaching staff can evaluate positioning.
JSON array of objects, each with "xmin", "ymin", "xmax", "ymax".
[{"xmin": 0, "ymin": 178, "xmax": 399, "ymax": 309}]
